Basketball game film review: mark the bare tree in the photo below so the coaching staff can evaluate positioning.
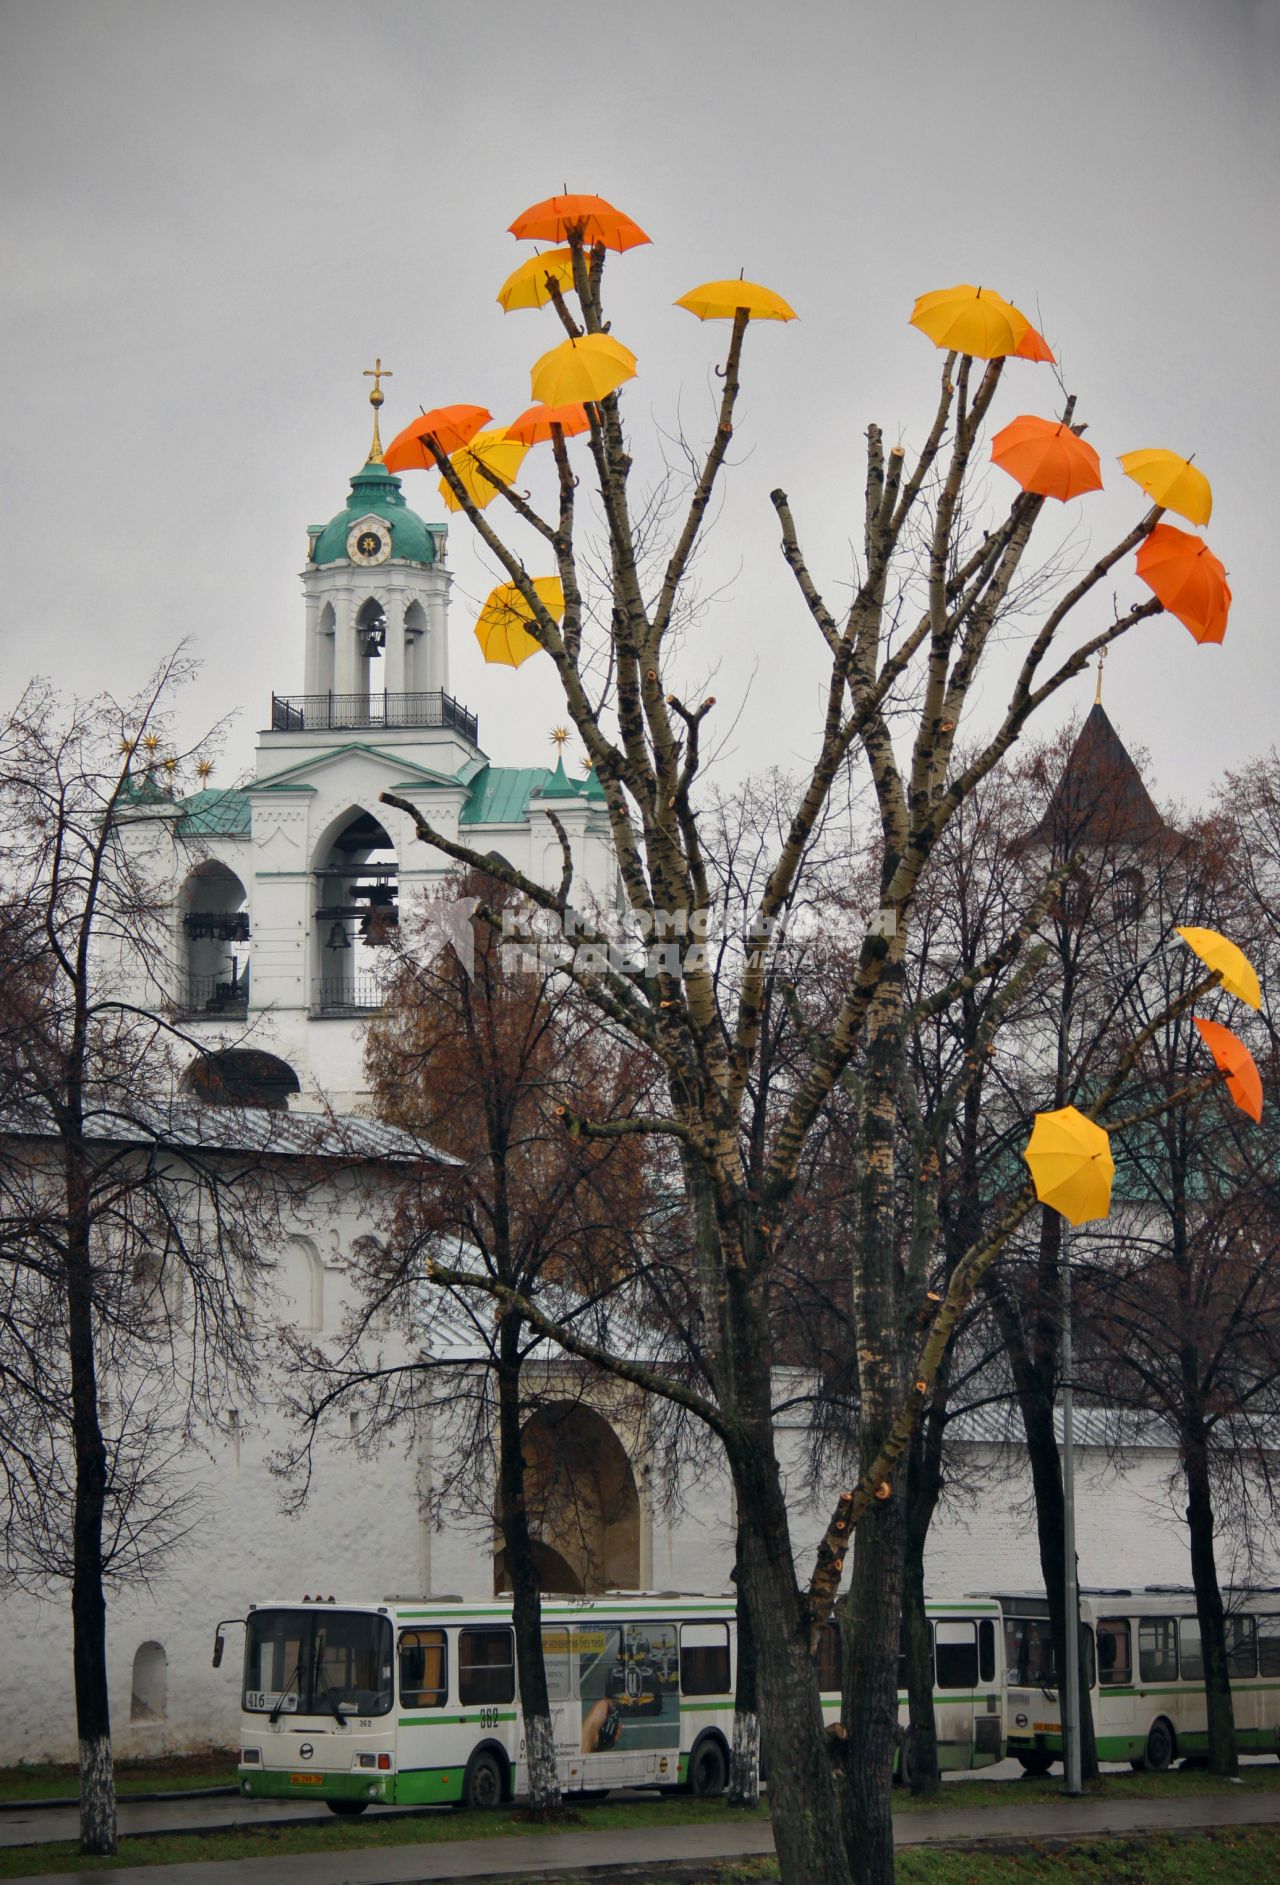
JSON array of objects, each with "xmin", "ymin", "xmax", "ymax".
[
  {"xmin": 0, "ymin": 670, "xmax": 294, "ymax": 1853},
  {"xmin": 375, "ymin": 210, "xmax": 1222, "ymax": 1885}
]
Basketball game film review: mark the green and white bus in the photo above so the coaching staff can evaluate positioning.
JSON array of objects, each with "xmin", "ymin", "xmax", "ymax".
[
  {"xmin": 217, "ymin": 1591, "xmax": 738, "ymax": 1814},
  {"xmin": 995, "ymin": 1587, "xmax": 1280, "ymax": 1772},
  {"xmin": 812, "ymin": 1596, "xmax": 1005, "ymax": 1778}
]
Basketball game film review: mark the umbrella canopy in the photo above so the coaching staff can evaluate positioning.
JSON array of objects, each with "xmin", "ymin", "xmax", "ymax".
[
  {"xmin": 991, "ymin": 415, "xmax": 1104, "ymax": 502},
  {"xmin": 474, "ymin": 577, "xmax": 564, "ymax": 668},
  {"xmin": 510, "ymin": 193, "xmax": 650, "ymax": 252},
  {"xmin": 909, "ymin": 284, "xmax": 1026, "ymax": 359},
  {"xmin": 1136, "ymin": 523, "xmax": 1232, "ymax": 644},
  {"xmin": 1192, "ymin": 1017, "xmax": 1263, "ymax": 1123},
  {"xmin": 1011, "ymin": 318, "xmax": 1055, "ymax": 364},
  {"xmin": 531, "ymin": 333, "xmax": 636, "ymax": 406},
  {"xmin": 437, "ymin": 429, "xmax": 530, "ymax": 513},
  {"xmin": 505, "ymin": 402, "xmax": 591, "ymax": 446},
  {"xmin": 497, "ymin": 248, "xmax": 576, "ymax": 313},
  {"xmin": 674, "ymin": 278, "xmax": 797, "ymax": 323},
  {"xmin": 1118, "ymin": 449, "xmax": 1213, "ymax": 527},
  {"xmin": 1023, "ymin": 1106, "xmax": 1115, "ymax": 1227},
  {"xmin": 1176, "ymin": 926, "xmax": 1262, "ymax": 1009},
  {"xmin": 384, "ymin": 404, "xmax": 491, "ymax": 472}
]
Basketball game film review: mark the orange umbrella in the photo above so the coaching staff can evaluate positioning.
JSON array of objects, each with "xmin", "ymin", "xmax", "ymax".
[
  {"xmin": 510, "ymin": 193, "xmax": 650, "ymax": 252},
  {"xmin": 505, "ymin": 402, "xmax": 591, "ymax": 445},
  {"xmin": 1136, "ymin": 523, "xmax": 1232, "ymax": 644},
  {"xmin": 991, "ymin": 415, "xmax": 1103, "ymax": 502},
  {"xmin": 384, "ymin": 405, "xmax": 492, "ymax": 472},
  {"xmin": 909, "ymin": 284, "xmax": 1026, "ymax": 359},
  {"xmin": 1012, "ymin": 320, "xmax": 1055, "ymax": 364},
  {"xmin": 497, "ymin": 248, "xmax": 576, "ymax": 313},
  {"xmin": 1193, "ymin": 1017, "xmax": 1263, "ymax": 1123}
]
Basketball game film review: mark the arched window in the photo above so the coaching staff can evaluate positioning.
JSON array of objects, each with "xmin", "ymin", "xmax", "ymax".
[
  {"xmin": 1060, "ymin": 869, "xmax": 1092, "ymax": 926},
  {"xmin": 404, "ymin": 599, "xmax": 427, "ymax": 690},
  {"xmin": 182, "ymin": 1049, "xmax": 300, "ymax": 1112},
  {"xmin": 313, "ymin": 808, "xmax": 398, "ymax": 1014},
  {"xmin": 499, "ymin": 1404, "xmax": 641, "ymax": 1595},
  {"xmin": 277, "ymin": 1235, "xmax": 324, "ymax": 1332},
  {"xmin": 130, "ymin": 1642, "xmax": 167, "ymax": 1723},
  {"xmin": 179, "ymin": 862, "xmax": 249, "ymax": 1017},
  {"xmin": 317, "ymin": 601, "xmax": 336, "ymax": 692},
  {"xmin": 1112, "ymin": 867, "xmax": 1145, "ymax": 922},
  {"xmin": 356, "ymin": 597, "xmax": 387, "ymax": 658}
]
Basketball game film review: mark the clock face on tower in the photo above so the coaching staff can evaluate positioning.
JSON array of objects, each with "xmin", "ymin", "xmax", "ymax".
[{"xmin": 348, "ymin": 522, "xmax": 392, "ymax": 566}]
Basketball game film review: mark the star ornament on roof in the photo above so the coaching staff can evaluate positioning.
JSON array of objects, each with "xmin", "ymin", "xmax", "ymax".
[{"xmin": 550, "ymin": 725, "xmax": 570, "ymax": 748}]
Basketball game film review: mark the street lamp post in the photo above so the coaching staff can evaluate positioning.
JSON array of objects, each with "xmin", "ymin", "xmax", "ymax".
[{"xmin": 1061, "ymin": 1240, "xmax": 1083, "ymax": 1797}]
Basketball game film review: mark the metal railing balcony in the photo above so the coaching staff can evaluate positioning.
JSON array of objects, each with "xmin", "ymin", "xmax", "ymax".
[
  {"xmin": 310, "ymin": 973, "xmax": 387, "ymax": 1017},
  {"xmin": 270, "ymin": 690, "xmax": 479, "ymax": 742},
  {"xmin": 172, "ymin": 972, "xmax": 250, "ymax": 1020}
]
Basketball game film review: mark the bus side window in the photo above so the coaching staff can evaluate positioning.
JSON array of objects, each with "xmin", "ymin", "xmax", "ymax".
[
  {"xmin": 1227, "ymin": 1616, "xmax": 1257, "ymax": 1679},
  {"xmin": 1097, "ymin": 1619, "xmax": 1131, "ymax": 1686},
  {"xmin": 1178, "ymin": 1618, "xmax": 1203, "ymax": 1682},
  {"xmin": 1139, "ymin": 1617, "xmax": 1177, "ymax": 1683},
  {"xmin": 399, "ymin": 1629, "xmax": 447, "ymax": 1708},
  {"xmin": 978, "ymin": 1620, "xmax": 996, "ymax": 1685},
  {"xmin": 680, "ymin": 1622, "xmax": 730, "ymax": 1695},
  {"xmin": 814, "ymin": 1621, "xmax": 842, "ymax": 1695},
  {"xmin": 459, "ymin": 1628, "xmax": 515, "ymax": 1706},
  {"xmin": 934, "ymin": 1621, "xmax": 977, "ymax": 1690},
  {"xmin": 1259, "ymin": 1616, "xmax": 1280, "ymax": 1677}
]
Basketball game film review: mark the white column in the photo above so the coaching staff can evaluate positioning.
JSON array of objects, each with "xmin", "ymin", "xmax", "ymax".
[
  {"xmin": 334, "ymin": 595, "xmax": 359, "ymax": 695},
  {"xmin": 426, "ymin": 569, "xmax": 449, "ymax": 694},
  {"xmin": 384, "ymin": 590, "xmax": 406, "ymax": 694},
  {"xmin": 303, "ymin": 594, "xmax": 320, "ymax": 693}
]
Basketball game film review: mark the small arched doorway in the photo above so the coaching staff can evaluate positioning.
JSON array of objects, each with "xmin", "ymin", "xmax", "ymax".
[
  {"xmin": 130, "ymin": 1642, "xmax": 167, "ymax": 1722},
  {"xmin": 495, "ymin": 1404, "xmax": 641, "ymax": 1595},
  {"xmin": 182, "ymin": 1049, "xmax": 300, "ymax": 1112}
]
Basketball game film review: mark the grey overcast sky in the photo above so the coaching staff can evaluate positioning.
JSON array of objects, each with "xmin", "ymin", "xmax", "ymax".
[{"xmin": 2, "ymin": 0, "xmax": 1277, "ymax": 809}]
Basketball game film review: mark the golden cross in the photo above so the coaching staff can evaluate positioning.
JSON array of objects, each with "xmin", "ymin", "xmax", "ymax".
[
  {"xmin": 1095, "ymin": 645, "xmax": 1107, "ymax": 706},
  {"xmin": 363, "ymin": 358, "xmax": 392, "ymax": 463}
]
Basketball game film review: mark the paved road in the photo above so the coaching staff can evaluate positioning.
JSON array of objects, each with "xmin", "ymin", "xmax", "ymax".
[{"xmin": 6, "ymin": 1785, "xmax": 1280, "ymax": 1885}]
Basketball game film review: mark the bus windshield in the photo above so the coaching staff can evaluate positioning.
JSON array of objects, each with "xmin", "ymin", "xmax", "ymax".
[{"xmin": 242, "ymin": 1609, "xmax": 393, "ymax": 1719}]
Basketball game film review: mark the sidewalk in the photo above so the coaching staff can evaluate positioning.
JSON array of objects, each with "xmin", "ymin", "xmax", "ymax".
[{"xmin": 9, "ymin": 1788, "xmax": 1280, "ymax": 1885}]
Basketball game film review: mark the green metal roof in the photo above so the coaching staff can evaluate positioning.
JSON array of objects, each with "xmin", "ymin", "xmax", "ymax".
[
  {"xmin": 460, "ymin": 761, "xmax": 608, "ymax": 824},
  {"xmin": 309, "ymin": 459, "xmax": 438, "ymax": 568},
  {"xmin": 538, "ymin": 757, "xmax": 580, "ymax": 800},
  {"xmin": 175, "ymin": 788, "xmax": 252, "ymax": 837}
]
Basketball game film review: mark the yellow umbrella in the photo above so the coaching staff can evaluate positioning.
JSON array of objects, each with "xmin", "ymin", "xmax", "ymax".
[
  {"xmin": 497, "ymin": 248, "xmax": 576, "ymax": 313},
  {"xmin": 1118, "ymin": 449, "xmax": 1213, "ymax": 527},
  {"xmin": 910, "ymin": 284, "xmax": 1026, "ymax": 359},
  {"xmin": 1023, "ymin": 1106, "xmax": 1115, "ymax": 1227},
  {"xmin": 474, "ymin": 577, "xmax": 564, "ymax": 668},
  {"xmin": 1175, "ymin": 926, "xmax": 1261, "ymax": 1008},
  {"xmin": 438, "ymin": 430, "xmax": 530, "ymax": 513},
  {"xmin": 530, "ymin": 333, "xmax": 637, "ymax": 406},
  {"xmin": 674, "ymin": 278, "xmax": 797, "ymax": 323}
]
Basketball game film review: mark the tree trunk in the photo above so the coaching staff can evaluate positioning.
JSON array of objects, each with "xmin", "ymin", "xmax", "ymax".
[
  {"xmin": 66, "ymin": 1153, "xmax": 116, "ymax": 1856},
  {"xmin": 495, "ymin": 1335, "xmax": 561, "ymax": 1813},
  {"xmin": 842, "ymin": 1496, "xmax": 908, "ymax": 1885},
  {"xmin": 729, "ymin": 1520, "xmax": 760, "ymax": 1807},
  {"xmin": 1184, "ymin": 1426, "xmax": 1237, "ymax": 1776},
  {"xmin": 901, "ymin": 1409, "xmax": 945, "ymax": 1796}
]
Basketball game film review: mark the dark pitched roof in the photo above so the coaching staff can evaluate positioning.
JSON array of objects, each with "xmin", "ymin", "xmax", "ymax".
[{"xmin": 1020, "ymin": 706, "xmax": 1168, "ymax": 850}]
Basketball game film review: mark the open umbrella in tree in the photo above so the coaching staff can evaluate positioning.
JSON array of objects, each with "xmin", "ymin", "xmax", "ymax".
[
  {"xmin": 509, "ymin": 192, "xmax": 650, "ymax": 252},
  {"xmin": 438, "ymin": 430, "xmax": 529, "ymax": 513},
  {"xmin": 504, "ymin": 402, "xmax": 591, "ymax": 446},
  {"xmin": 1137, "ymin": 524, "xmax": 1232, "ymax": 643},
  {"xmin": 474, "ymin": 578, "xmax": 563, "ymax": 668},
  {"xmin": 1192, "ymin": 1017, "xmax": 1264, "ymax": 1122},
  {"xmin": 910, "ymin": 283, "xmax": 1026, "ymax": 358},
  {"xmin": 384, "ymin": 404, "xmax": 491, "ymax": 471},
  {"xmin": 530, "ymin": 333, "xmax": 636, "ymax": 406},
  {"xmin": 1119, "ymin": 449, "xmax": 1213, "ymax": 526},
  {"xmin": 1023, "ymin": 1106, "xmax": 1115, "ymax": 1227},
  {"xmin": 1176, "ymin": 926, "xmax": 1261, "ymax": 1007},
  {"xmin": 991, "ymin": 415, "xmax": 1103, "ymax": 502},
  {"xmin": 497, "ymin": 248, "xmax": 576, "ymax": 312},
  {"xmin": 675, "ymin": 277, "xmax": 797, "ymax": 323}
]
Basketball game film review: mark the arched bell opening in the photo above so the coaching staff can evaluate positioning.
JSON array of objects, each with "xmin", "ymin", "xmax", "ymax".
[
  {"xmin": 313, "ymin": 807, "xmax": 398, "ymax": 1015},
  {"xmin": 355, "ymin": 597, "xmax": 387, "ymax": 704},
  {"xmin": 403, "ymin": 598, "xmax": 427, "ymax": 692},
  {"xmin": 179, "ymin": 861, "xmax": 249, "ymax": 1017},
  {"xmin": 494, "ymin": 1404, "xmax": 641, "ymax": 1596}
]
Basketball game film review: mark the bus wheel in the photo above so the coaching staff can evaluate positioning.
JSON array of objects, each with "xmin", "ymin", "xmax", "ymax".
[
  {"xmin": 327, "ymin": 1799, "xmax": 369, "ymax": 1817},
  {"xmin": 462, "ymin": 1749, "xmax": 505, "ymax": 1810},
  {"xmin": 1134, "ymin": 1719, "xmax": 1174, "ymax": 1773},
  {"xmin": 1016, "ymin": 1752, "xmax": 1055, "ymax": 1777},
  {"xmin": 686, "ymin": 1736, "xmax": 728, "ymax": 1798}
]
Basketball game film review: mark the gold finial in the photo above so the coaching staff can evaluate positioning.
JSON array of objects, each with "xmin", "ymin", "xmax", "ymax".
[
  {"xmin": 1095, "ymin": 645, "xmax": 1107, "ymax": 706},
  {"xmin": 195, "ymin": 756, "xmax": 214, "ymax": 783},
  {"xmin": 363, "ymin": 357, "xmax": 393, "ymax": 464},
  {"xmin": 550, "ymin": 725, "xmax": 570, "ymax": 749},
  {"xmin": 580, "ymin": 753, "xmax": 594, "ymax": 772},
  {"xmin": 141, "ymin": 731, "xmax": 162, "ymax": 756}
]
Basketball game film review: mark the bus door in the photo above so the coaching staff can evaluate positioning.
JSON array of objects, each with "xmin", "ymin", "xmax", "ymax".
[
  {"xmin": 1096, "ymin": 1617, "xmax": 1135, "ymax": 1734},
  {"xmin": 933, "ymin": 1621, "xmax": 979, "ymax": 1767},
  {"xmin": 539, "ymin": 1629, "xmax": 579, "ymax": 1791}
]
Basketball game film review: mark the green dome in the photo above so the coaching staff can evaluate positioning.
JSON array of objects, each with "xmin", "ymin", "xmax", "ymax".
[{"xmin": 309, "ymin": 459, "xmax": 438, "ymax": 567}]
